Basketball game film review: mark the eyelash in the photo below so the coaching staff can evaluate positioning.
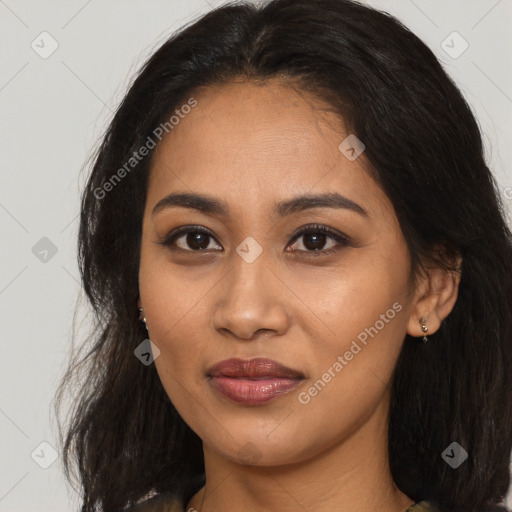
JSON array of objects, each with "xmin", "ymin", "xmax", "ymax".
[{"xmin": 157, "ymin": 223, "xmax": 350, "ymax": 257}]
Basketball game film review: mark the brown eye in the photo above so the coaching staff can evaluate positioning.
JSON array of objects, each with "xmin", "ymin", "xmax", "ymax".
[
  {"xmin": 159, "ymin": 226, "xmax": 222, "ymax": 252},
  {"xmin": 179, "ymin": 232, "xmax": 212, "ymax": 250},
  {"xmin": 291, "ymin": 232, "xmax": 334, "ymax": 251},
  {"xmin": 287, "ymin": 224, "xmax": 350, "ymax": 256}
]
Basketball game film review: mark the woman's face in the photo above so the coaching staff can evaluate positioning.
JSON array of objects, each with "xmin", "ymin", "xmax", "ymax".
[{"xmin": 138, "ymin": 79, "xmax": 419, "ymax": 466}]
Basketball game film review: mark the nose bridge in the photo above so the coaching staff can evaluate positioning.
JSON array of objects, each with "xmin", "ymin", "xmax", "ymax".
[
  {"xmin": 212, "ymin": 241, "xmax": 289, "ymax": 339},
  {"xmin": 226, "ymin": 227, "xmax": 273, "ymax": 292},
  {"xmin": 225, "ymin": 241, "xmax": 274, "ymax": 309}
]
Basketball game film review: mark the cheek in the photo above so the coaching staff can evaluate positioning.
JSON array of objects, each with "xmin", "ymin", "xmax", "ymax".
[
  {"xmin": 139, "ymin": 244, "xmax": 215, "ymax": 349},
  {"xmin": 290, "ymin": 293, "xmax": 407, "ymax": 455},
  {"xmin": 280, "ymin": 251, "xmax": 409, "ymax": 356},
  {"xmin": 150, "ymin": 315, "xmax": 211, "ymax": 429},
  {"xmin": 287, "ymin": 259, "xmax": 410, "ymax": 425},
  {"xmin": 138, "ymin": 257, "xmax": 212, "ymax": 403}
]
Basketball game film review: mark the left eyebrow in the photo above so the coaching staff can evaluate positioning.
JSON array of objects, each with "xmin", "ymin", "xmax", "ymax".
[
  {"xmin": 151, "ymin": 191, "xmax": 369, "ymax": 218},
  {"xmin": 275, "ymin": 192, "xmax": 368, "ymax": 218}
]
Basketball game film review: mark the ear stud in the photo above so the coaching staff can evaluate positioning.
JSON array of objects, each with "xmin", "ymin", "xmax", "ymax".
[
  {"xmin": 419, "ymin": 317, "xmax": 428, "ymax": 343},
  {"xmin": 138, "ymin": 308, "xmax": 147, "ymax": 328}
]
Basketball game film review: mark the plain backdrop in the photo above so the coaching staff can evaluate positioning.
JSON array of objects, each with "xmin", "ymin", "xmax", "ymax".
[{"xmin": 1, "ymin": 1, "xmax": 511, "ymax": 511}]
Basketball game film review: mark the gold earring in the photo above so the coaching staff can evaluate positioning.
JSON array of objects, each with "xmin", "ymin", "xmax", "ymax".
[{"xmin": 419, "ymin": 317, "xmax": 428, "ymax": 343}]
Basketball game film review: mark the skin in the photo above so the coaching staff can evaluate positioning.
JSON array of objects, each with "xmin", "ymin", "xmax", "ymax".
[{"xmin": 137, "ymin": 78, "xmax": 461, "ymax": 512}]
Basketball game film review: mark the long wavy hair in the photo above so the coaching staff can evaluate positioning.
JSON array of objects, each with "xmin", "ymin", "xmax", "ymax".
[{"xmin": 54, "ymin": 0, "xmax": 512, "ymax": 511}]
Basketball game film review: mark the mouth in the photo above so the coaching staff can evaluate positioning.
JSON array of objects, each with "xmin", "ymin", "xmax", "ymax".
[{"xmin": 207, "ymin": 357, "xmax": 305, "ymax": 405}]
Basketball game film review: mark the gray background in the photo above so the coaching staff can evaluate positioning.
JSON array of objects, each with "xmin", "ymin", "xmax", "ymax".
[{"xmin": 1, "ymin": 1, "xmax": 511, "ymax": 510}]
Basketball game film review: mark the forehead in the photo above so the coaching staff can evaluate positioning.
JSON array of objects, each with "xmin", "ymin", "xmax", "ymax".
[
  {"xmin": 154, "ymin": 79, "xmax": 343, "ymax": 166},
  {"xmin": 147, "ymin": 79, "xmax": 391, "ymax": 221}
]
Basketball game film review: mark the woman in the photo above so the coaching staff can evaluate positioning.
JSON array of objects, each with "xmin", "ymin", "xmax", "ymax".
[{"xmin": 54, "ymin": 0, "xmax": 512, "ymax": 511}]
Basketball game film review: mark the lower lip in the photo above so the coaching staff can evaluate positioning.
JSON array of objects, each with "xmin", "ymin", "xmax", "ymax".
[{"xmin": 209, "ymin": 376, "xmax": 303, "ymax": 405}]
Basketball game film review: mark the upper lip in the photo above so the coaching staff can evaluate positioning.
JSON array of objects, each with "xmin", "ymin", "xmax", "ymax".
[{"xmin": 208, "ymin": 357, "xmax": 305, "ymax": 379}]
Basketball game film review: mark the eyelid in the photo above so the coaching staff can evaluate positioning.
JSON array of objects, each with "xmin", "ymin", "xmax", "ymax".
[{"xmin": 288, "ymin": 223, "xmax": 349, "ymax": 244}]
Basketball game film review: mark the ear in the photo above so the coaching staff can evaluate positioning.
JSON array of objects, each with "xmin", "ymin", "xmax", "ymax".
[
  {"xmin": 406, "ymin": 253, "xmax": 462, "ymax": 339},
  {"xmin": 137, "ymin": 297, "xmax": 142, "ymax": 309}
]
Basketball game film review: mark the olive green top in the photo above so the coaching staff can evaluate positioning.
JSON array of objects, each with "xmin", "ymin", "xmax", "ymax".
[
  {"xmin": 407, "ymin": 502, "xmax": 439, "ymax": 512},
  {"xmin": 125, "ymin": 493, "xmax": 439, "ymax": 511}
]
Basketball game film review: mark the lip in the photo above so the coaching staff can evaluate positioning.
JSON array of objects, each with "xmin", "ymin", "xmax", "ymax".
[{"xmin": 207, "ymin": 357, "xmax": 305, "ymax": 405}]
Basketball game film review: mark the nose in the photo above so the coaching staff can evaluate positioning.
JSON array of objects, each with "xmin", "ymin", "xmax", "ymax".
[{"xmin": 211, "ymin": 252, "xmax": 290, "ymax": 341}]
